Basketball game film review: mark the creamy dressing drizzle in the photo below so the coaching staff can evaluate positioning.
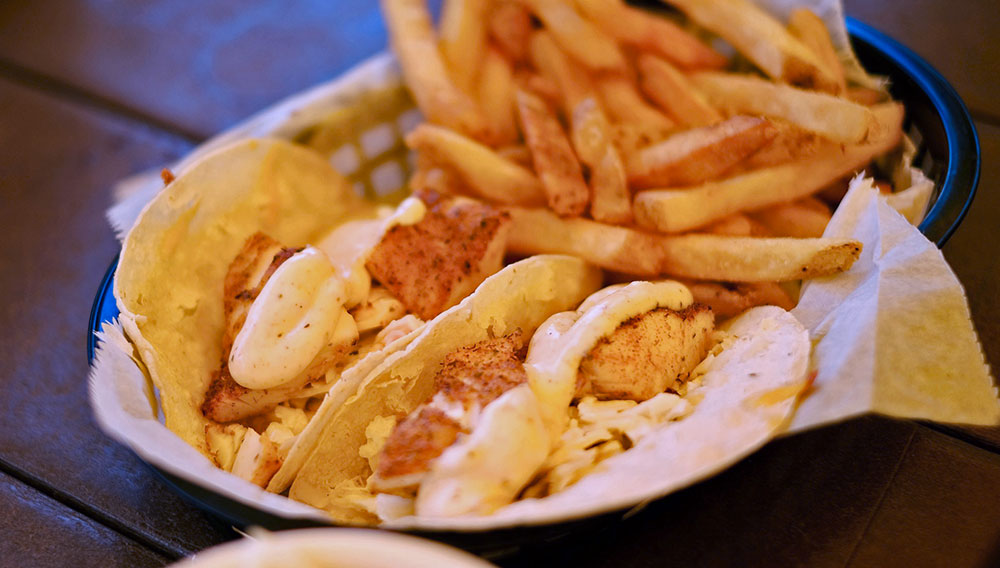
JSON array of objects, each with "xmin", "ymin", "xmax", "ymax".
[
  {"xmin": 229, "ymin": 198, "xmax": 426, "ymax": 391},
  {"xmin": 524, "ymin": 281, "xmax": 694, "ymax": 441},
  {"xmin": 229, "ymin": 247, "xmax": 350, "ymax": 390}
]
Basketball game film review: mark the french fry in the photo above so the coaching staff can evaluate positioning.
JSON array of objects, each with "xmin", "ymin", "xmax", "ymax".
[
  {"xmin": 409, "ymin": 166, "xmax": 468, "ymax": 197},
  {"xmin": 514, "ymin": 71, "xmax": 563, "ymax": 110},
  {"xmin": 380, "ymin": 0, "xmax": 492, "ymax": 141},
  {"xmin": 515, "ymin": 88, "xmax": 590, "ymax": 216},
  {"xmin": 657, "ymin": 234, "xmax": 860, "ymax": 281},
  {"xmin": 439, "ymin": 0, "xmax": 490, "ymax": 95},
  {"xmin": 519, "ymin": 0, "xmax": 626, "ymax": 71},
  {"xmin": 637, "ymin": 54, "xmax": 723, "ymax": 127},
  {"xmin": 750, "ymin": 200, "xmax": 832, "ymax": 238},
  {"xmin": 573, "ymin": 0, "xmax": 727, "ymax": 70},
  {"xmin": 736, "ymin": 120, "xmax": 831, "ymax": 172},
  {"xmin": 589, "ymin": 144, "xmax": 633, "ymax": 225},
  {"xmin": 595, "ymin": 75, "xmax": 675, "ymax": 134},
  {"xmin": 787, "ymin": 8, "xmax": 847, "ymax": 94},
  {"xmin": 703, "ymin": 214, "xmax": 770, "ymax": 237},
  {"xmin": 662, "ymin": 0, "xmax": 838, "ymax": 92},
  {"xmin": 528, "ymin": 31, "xmax": 592, "ymax": 109},
  {"xmin": 846, "ymin": 86, "xmax": 885, "ymax": 106},
  {"xmin": 608, "ymin": 123, "xmax": 671, "ymax": 164},
  {"xmin": 626, "ymin": 116, "xmax": 778, "ymax": 188},
  {"xmin": 684, "ymin": 281, "xmax": 796, "ymax": 318},
  {"xmin": 796, "ymin": 196, "xmax": 832, "ymax": 214},
  {"xmin": 406, "ymin": 124, "xmax": 546, "ymax": 206},
  {"xmin": 478, "ymin": 46, "xmax": 520, "ymax": 147},
  {"xmin": 691, "ymin": 71, "xmax": 876, "ymax": 143},
  {"xmin": 528, "ymin": 34, "xmax": 632, "ymax": 223},
  {"xmin": 488, "ymin": 2, "xmax": 533, "ymax": 63},
  {"xmin": 497, "ymin": 144, "xmax": 533, "ymax": 167},
  {"xmin": 572, "ymin": 98, "xmax": 633, "ymax": 224},
  {"xmin": 633, "ymin": 102, "xmax": 904, "ymax": 233},
  {"xmin": 506, "ymin": 206, "xmax": 861, "ymax": 281}
]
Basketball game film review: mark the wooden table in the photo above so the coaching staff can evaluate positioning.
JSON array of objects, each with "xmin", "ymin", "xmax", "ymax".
[{"xmin": 1, "ymin": 1, "xmax": 998, "ymax": 566}]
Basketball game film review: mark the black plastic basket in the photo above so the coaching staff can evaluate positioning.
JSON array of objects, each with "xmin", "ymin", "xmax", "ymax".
[{"xmin": 87, "ymin": 16, "xmax": 983, "ymax": 558}]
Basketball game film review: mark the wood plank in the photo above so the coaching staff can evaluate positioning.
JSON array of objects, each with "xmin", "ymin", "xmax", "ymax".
[
  {"xmin": 0, "ymin": 471, "xmax": 169, "ymax": 567},
  {"xmin": 0, "ymin": 0, "xmax": 419, "ymax": 139},
  {"xmin": 0, "ymin": 75, "xmax": 235, "ymax": 557},
  {"xmin": 845, "ymin": 0, "xmax": 1000, "ymax": 121},
  {"xmin": 499, "ymin": 417, "xmax": 916, "ymax": 567},
  {"xmin": 848, "ymin": 425, "xmax": 1000, "ymax": 567}
]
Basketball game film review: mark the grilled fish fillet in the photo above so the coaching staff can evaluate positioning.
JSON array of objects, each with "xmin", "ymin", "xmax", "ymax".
[
  {"xmin": 371, "ymin": 332, "xmax": 527, "ymax": 492},
  {"xmin": 579, "ymin": 304, "xmax": 715, "ymax": 401},
  {"xmin": 365, "ymin": 198, "xmax": 511, "ymax": 320},
  {"xmin": 202, "ymin": 232, "xmax": 356, "ymax": 423}
]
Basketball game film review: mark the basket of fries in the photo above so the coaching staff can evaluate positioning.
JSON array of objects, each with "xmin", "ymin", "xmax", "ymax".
[{"xmin": 89, "ymin": 0, "xmax": 995, "ymax": 557}]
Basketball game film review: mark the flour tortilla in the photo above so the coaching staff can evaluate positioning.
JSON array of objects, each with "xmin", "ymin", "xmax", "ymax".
[
  {"xmin": 382, "ymin": 305, "xmax": 812, "ymax": 531},
  {"xmin": 289, "ymin": 255, "xmax": 604, "ymax": 524},
  {"xmin": 114, "ymin": 138, "xmax": 380, "ymax": 478}
]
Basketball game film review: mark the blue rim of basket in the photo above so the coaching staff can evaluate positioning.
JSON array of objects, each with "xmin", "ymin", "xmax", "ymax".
[
  {"xmin": 85, "ymin": 19, "xmax": 984, "ymax": 537},
  {"xmin": 846, "ymin": 18, "xmax": 980, "ymax": 246}
]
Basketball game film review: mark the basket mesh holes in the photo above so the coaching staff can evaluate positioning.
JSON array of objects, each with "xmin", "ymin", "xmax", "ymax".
[
  {"xmin": 397, "ymin": 109, "xmax": 423, "ymax": 134},
  {"xmin": 372, "ymin": 161, "xmax": 406, "ymax": 196},
  {"xmin": 330, "ymin": 144, "xmax": 361, "ymax": 175},
  {"xmin": 361, "ymin": 123, "xmax": 397, "ymax": 159}
]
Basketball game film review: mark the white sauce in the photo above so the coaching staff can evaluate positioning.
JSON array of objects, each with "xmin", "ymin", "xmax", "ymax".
[{"xmin": 229, "ymin": 247, "xmax": 350, "ymax": 390}]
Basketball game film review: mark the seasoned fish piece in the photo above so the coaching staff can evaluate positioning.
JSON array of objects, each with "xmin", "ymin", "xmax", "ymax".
[
  {"xmin": 371, "ymin": 332, "xmax": 527, "ymax": 492},
  {"xmin": 221, "ymin": 232, "xmax": 296, "ymax": 351},
  {"xmin": 365, "ymin": 199, "xmax": 511, "ymax": 320},
  {"xmin": 579, "ymin": 304, "xmax": 715, "ymax": 401},
  {"xmin": 202, "ymin": 232, "xmax": 358, "ymax": 423}
]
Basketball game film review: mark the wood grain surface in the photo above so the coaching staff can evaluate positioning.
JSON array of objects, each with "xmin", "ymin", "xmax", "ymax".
[
  {"xmin": 0, "ymin": 472, "xmax": 169, "ymax": 567},
  {"xmin": 0, "ymin": 1, "xmax": 997, "ymax": 566}
]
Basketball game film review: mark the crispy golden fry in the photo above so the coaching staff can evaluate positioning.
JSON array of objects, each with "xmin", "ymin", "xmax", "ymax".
[
  {"xmin": 633, "ymin": 102, "xmax": 904, "ymax": 233},
  {"xmin": 572, "ymin": 98, "xmax": 633, "ymax": 224},
  {"xmin": 488, "ymin": 2, "xmax": 533, "ymax": 63},
  {"xmin": 662, "ymin": 0, "xmax": 838, "ymax": 92},
  {"xmin": 406, "ymin": 124, "xmax": 546, "ymax": 206},
  {"xmin": 846, "ymin": 86, "xmax": 885, "ymax": 106},
  {"xmin": 691, "ymin": 71, "xmax": 876, "ymax": 143},
  {"xmin": 507, "ymin": 206, "xmax": 662, "ymax": 275},
  {"xmin": 737, "ymin": 120, "xmax": 831, "ymax": 172},
  {"xmin": 506, "ymin": 206, "xmax": 861, "ymax": 281},
  {"xmin": 607, "ymin": 122, "xmax": 672, "ymax": 163},
  {"xmin": 478, "ymin": 46, "xmax": 520, "ymax": 147},
  {"xmin": 787, "ymin": 8, "xmax": 846, "ymax": 94},
  {"xmin": 528, "ymin": 35, "xmax": 633, "ymax": 223},
  {"xmin": 528, "ymin": 31, "xmax": 592, "ymax": 109},
  {"xmin": 590, "ymin": 145, "xmax": 633, "ymax": 225},
  {"xmin": 750, "ymin": 200, "xmax": 832, "ymax": 238},
  {"xmin": 796, "ymin": 196, "xmax": 832, "ymax": 214},
  {"xmin": 409, "ymin": 166, "xmax": 467, "ymax": 197},
  {"xmin": 637, "ymin": 54, "xmax": 722, "ymax": 128},
  {"xmin": 595, "ymin": 74, "xmax": 675, "ymax": 133},
  {"xmin": 520, "ymin": 0, "xmax": 626, "ymax": 71},
  {"xmin": 658, "ymin": 235, "xmax": 861, "ymax": 282},
  {"xmin": 574, "ymin": 0, "xmax": 727, "ymax": 70},
  {"xmin": 626, "ymin": 116, "xmax": 778, "ymax": 188},
  {"xmin": 515, "ymin": 88, "xmax": 590, "ymax": 216},
  {"xmin": 380, "ymin": 0, "xmax": 491, "ymax": 141},
  {"xmin": 684, "ymin": 281, "xmax": 795, "ymax": 318},
  {"xmin": 514, "ymin": 71, "xmax": 563, "ymax": 109},
  {"xmin": 496, "ymin": 144, "xmax": 533, "ymax": 167},
  {"xmin": 702, "ymin": 214, "xmax": 770, "ymax": 237},
  {"xmin": 439, "ymin": 0, "xmax": 490, "ymax": 95}
]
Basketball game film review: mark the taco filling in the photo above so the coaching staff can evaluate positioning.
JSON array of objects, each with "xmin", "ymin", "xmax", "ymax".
[{"xmin": 202, "ymin": 195, "xmax": 512, "ymax": 488}]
